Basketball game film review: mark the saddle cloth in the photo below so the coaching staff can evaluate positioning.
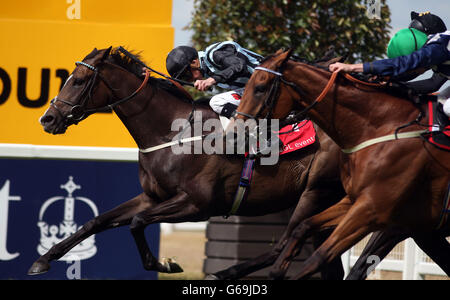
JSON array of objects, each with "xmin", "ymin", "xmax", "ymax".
[
  {"xmin": 428, "ymin": 100, "xmax": 450, "ymax": 151},
  {"xmin": 277, "ymin": 120, "xmax": 316, "ymax": 155}
]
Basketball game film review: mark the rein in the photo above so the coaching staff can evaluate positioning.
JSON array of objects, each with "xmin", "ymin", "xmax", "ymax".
[
  {"xmin": 117, "ymin": 46, "xmax": 195, "ymax": 88},
  {"xmin": 235, "ymin": 67, "xmax": 339, "ymax": 122}
]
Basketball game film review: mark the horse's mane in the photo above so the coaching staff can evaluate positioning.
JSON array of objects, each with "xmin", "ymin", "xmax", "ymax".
[
  {"xmin": 106, "ymin": 47, "xmax": 195, "ymax": 104},
  {"xmin": 283, "ymin": 53, "xmax": 415, "ymax": 99},
  {"xmin": 259, "ymin": 52, "xmax": 333, "ymax": 72},
  {"xmin": 261, "ymin": 49, "xmax": 392, "ymax": 87},
  {"xmin": 267, "ymin": 51, "xmax": 390, "ymax": 88},
  {"xmin": 108, "ymin": 47, "xmax": 145, "ymax": 78}
]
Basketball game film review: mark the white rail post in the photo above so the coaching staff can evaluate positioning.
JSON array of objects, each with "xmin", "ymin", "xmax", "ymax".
[
  {"xmin": 414, "ymin": 245, "xmax": 424, "ymax": 280},
  {"xmin": 402, "ymin": 238, "xmax": 416, "ymax": 280},
  {"xmin": 341, "ymin": 249, "xmax": 351, "ymax": 278}
]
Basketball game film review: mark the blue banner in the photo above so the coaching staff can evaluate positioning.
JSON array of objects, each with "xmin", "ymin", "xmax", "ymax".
[{"xmin": 0, "ymin": 158, "xmax": 159, "ymax": 279}]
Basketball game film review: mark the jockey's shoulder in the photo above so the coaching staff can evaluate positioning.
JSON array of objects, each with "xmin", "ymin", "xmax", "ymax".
[{"xmin": 427, "ymin": 30, "xmax": 450, "ymax": 45}]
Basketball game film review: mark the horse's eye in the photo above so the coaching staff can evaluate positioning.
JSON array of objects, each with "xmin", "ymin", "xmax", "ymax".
[
  {"xmin": 73, "ymin": 78, "xmax": 84, "ymax": 86},
  {"xmin": 254, "ymin": 85, "xmax": 267, "ymax": 94}
]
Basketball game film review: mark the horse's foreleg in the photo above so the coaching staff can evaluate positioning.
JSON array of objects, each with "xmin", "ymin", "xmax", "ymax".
[
  {"xmin": 205, "ymin": 231, "xmax": 290, "ymax": 280},
  {"xmin": 129, "ymin": 191, "xmax": 203, "ymax": 273},
  {"xmin": 345, "ymin": 229, "xmax": 408, "ymax": 280},
  {"xmin": 206, "ymin": 186, "xmax": 333, "ymax": 280},
  {"xmin": 270, "ymin": 195, "xmax": 352, "ymax": 279},
  {"xmin": 28, "ymin": 193, "xmax": 153, "ymax": 275},
  {"xmin": 413, "ymin": 232, "xmax": 450, "ymax": 276},
  {"xmin": 312, "ymin": 229, "xmax": 345, "ymax": 280},
  {"xmin": 291, "ymin": 198, "xmax": 376, "ymax": 280}
]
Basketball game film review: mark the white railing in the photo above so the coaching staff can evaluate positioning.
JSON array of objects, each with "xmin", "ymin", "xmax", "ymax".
[
  {"xmin": 160, "ymin": 222, "xmax": 207, "ymax": 235},
  {"xmin": 0, "ymin": 143, "xmax": 138, "ymax": 161},
  {"xmin": 341, "ymin": 234, "xmax": 449, "ymax": 280},
  {"xmin": 165, "ymin": 223, "xmax": 448, "ymax": 280}
]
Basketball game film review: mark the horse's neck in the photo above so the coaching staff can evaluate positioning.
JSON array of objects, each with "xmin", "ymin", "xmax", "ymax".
[
  {"xmin": 111, "ymin": 78, "xmax": 196, "ymax": 150},
  {"xmin": 287, "ymin": 62, "xmax": 420, "ymax": 149}
]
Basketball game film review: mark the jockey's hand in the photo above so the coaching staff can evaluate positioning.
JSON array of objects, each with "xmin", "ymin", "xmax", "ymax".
[
  {"xmin": 194, "ymin": 77, "xmax": 216, "ymax": 91},
  {"xmin": 329, "ymin": 62, "xmax": 363, "ymax": 73}
]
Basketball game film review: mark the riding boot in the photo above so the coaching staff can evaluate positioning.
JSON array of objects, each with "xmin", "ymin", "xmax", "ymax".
[
  {"xmin": 220, "ymin": 103, "xmax": 238, "ymax": 118},
  {"xmin": 218, "ymin": 103, "xmax": 239, "ymax": 130}
]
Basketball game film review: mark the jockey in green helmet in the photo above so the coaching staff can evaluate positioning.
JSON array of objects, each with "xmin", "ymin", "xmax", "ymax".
[{"xmin": 329, "ymin": 12, "xmax": 450, "ymax": 117}]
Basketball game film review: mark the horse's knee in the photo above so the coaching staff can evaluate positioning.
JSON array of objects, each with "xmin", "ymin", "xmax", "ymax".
[
  {"xmin": 130, "ymin": 215, "xmax": 146, "ymax": 233},
  {"xmin": 291, "ymin": 221, "xmax": 312, "ymax": 239},
  {"xmin": 82, "ymin": 217, "xmax": 99, "ymax": 232}
]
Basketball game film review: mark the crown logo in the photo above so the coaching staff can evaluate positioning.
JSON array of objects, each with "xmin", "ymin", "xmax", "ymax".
[{"xmin": 37, "ymin": 176, "xmax": 98, "ymax": 261}]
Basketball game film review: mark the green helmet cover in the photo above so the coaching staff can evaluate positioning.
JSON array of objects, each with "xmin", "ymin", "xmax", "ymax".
[{"xmin": 387, "ymin": 28, "xmax": 428, "ymax": 58}]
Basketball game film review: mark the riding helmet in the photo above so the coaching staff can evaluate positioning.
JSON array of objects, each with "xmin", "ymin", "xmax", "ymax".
[
  {"xmin": 387, "ymin": 28, "xmax": 428, "ymax": 59},
  {"xmin": 409, "ymin": 11, "xmax": 447, "ymax": 35},
  {"xmin": 166, "ymin": 46, "xmax": 198, "ymax": 79}
]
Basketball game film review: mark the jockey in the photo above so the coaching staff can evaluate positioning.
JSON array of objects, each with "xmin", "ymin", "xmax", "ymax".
[
  {"xmin": 400, "ymin": 11, "xmax": 448, "ymax": 91},
  {"xmin": 165, "ymin": 41, "xmax": 263, "ymax": 121},
  {"xmin": 329, "ymin": 12, "xmax": 450, "ymax": 117}
]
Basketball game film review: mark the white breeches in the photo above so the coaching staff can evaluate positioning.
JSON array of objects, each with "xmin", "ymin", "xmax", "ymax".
[
  {"xmin": 209, "ymin": 88, "xmax": 244, "ymax": 114},
  {"xmin": 438, "ymin": 86, "xmax": 450, "ymax": 116}
]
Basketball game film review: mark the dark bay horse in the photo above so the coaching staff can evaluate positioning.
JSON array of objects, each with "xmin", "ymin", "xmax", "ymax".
[
  {"xmin": 229, "ymin": 49, "xmax": 450, "ymax": 279},
  {"xmin": 29, "ymin": 47, "xmax": 347, "ymax": 277}
]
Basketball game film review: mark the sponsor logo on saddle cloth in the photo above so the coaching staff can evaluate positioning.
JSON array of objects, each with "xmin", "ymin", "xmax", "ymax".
[{"xmin": 277, "ymin": 120, "xmax": 316, "ymax": 155}]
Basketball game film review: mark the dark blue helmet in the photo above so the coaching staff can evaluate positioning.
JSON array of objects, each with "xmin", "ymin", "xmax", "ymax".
[
  {"xmin": 409, "ymin": 11, "xmax": 447, "ymax": 35},
  {"xmin": 166, "ymin": 46, "xmax": 198, "ymax": 79}
]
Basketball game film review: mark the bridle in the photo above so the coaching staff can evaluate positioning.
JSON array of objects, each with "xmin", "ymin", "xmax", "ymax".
[
  {"xmin": 233, "ymin": 67, "xmax": 284, "ymax": 121},
  {"xmin": 50, "ymin": 60, "xmax": 150, "ymax": 127}
]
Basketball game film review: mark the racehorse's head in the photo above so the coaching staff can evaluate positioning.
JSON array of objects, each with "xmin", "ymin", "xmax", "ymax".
[
  {"xmin": 233, "ymin": 49, "xmax": 295, "ymax": 122},
  {"xmin": 39, "ymin": 47, "xmax": 113, "ymax": 134}
]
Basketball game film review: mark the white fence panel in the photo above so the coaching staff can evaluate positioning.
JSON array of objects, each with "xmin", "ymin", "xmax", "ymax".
[{"xmin": 342, "ymin": 234, "xmax": 449, "ymax": 280}]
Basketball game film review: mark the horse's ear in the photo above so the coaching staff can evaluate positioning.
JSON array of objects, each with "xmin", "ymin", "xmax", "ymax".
[
  {"xmin": 274, "ymin": 48, "xmax": 285, "ymax": 56},
  {"xmin": 275, "ymin": 48, "xmax": 293, "ymax": 69},
  {"xmin": 284, "ymin": 48, "xmax": 294, "ymax": 60},
  {"xmin": 102, "ymin": 46, "xmax": 112, "ymax": 60}
]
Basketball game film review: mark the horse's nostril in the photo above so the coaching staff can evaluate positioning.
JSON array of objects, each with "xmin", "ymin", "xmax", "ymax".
[{"xmin": 40, "ymin": 115, "xmax": 55, "ymax": 125}]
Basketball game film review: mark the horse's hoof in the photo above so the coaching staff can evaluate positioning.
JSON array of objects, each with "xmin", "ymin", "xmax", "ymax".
[
  {"xmin": 160, "ymin": 258, "xmax": 183, "ymax": 273},
  {"xmin": 204, "ymin": 274, "xmax": 221, "ymax": 280},
  {"xmin": 269, "ymin": 269, "xmax": 286, "ymax": 280},
  {"xmin": 28, "ymin": 260, "xmax": 51, "ymax": 275}
]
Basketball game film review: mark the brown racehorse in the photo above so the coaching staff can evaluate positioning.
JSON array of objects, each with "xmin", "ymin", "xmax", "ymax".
[
  {"xmin": 229, "ymin": 49, "xmax": 450, "ymax": 279},
  {"xmin": 28, "ymin": 47, "xmax": 348, "ymax": 277}
]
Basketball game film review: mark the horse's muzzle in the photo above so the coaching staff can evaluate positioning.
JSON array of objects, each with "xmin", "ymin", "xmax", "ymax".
[{"xmin": 39, "ymin": 108, "xmax": 67, "ymax": 135}]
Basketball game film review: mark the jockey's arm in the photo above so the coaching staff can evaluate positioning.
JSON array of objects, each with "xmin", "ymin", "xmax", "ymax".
[
  {"xmin": 329, "ymin": 63, "xmax": 363, "ymax": 73},
  {"xmin": 362, "ymin": 43, "xmax": 449, "ymax": 77},
  {"xmin": 193, "ymin": 45, "xmax": 247, "ymax": 91},
  {"xmin": 210, "ymin": 45, "xmax": 248, "ymax": 83},
  {"xmin": 329, "ymin": 42, "xmax": 450, "ymax": 77}
]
